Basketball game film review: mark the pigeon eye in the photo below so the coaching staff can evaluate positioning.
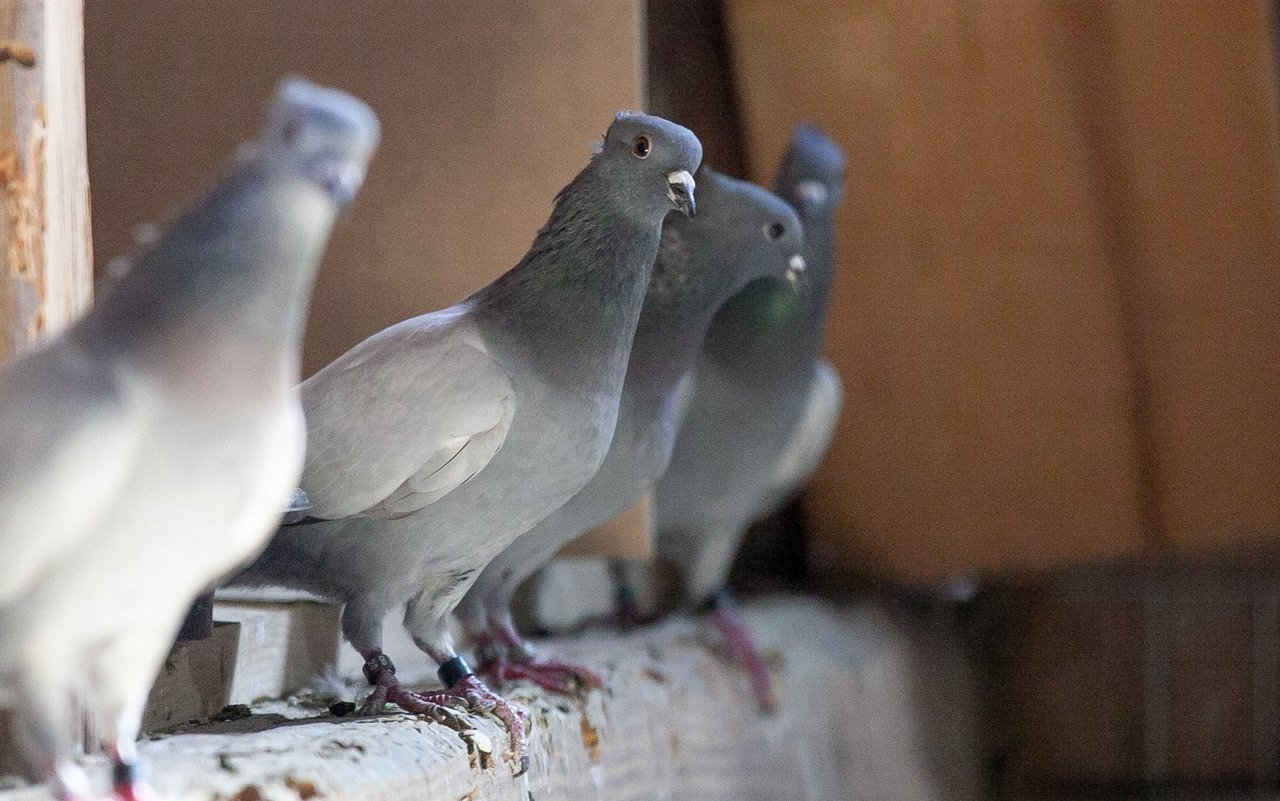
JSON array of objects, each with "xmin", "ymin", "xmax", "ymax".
[
  {"xmin": 632, "ymin": 135, "xmax": 651, "ymax": 159},
  {"xmin": 764, "ymin": 222, "xmax": 785, "ymax": 241},
  {"xmin": 281, "ymin": 116, "xmax": 302, "ymax": 147}
]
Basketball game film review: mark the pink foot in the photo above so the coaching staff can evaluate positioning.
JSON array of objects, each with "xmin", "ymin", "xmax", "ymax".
[
  {"xmin": 482, "ymin": 655, "xmax": 605, "ymax": 694},
  {"xmin": 360, "ymin": 653, "xmax": 529, "ymax": 775},
  {"xmin": 415, "ymin": 675, "xmax": 530, "ymax": 775},
  {"xmin": 109, "ymin": 757, "xmax": 158, "ymax": 801},
  {"xmin": 111, "ymin": 780, "xmax": 158, "ymax": 801},
  {"xmin": 709, "ymin": 591, "xmax": 778, "ymax": 715}
]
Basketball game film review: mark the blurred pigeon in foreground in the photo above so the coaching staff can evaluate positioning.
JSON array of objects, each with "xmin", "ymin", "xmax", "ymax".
[
  {"xmin": 455, "ymin": 166, "xmax": 804, "ymax": 693},
  {"xmin": 640, "ymin": 124, "xmax": 846, "ymax": 712},
  {"xmin": 0, "ymin": 78, "xmax": 377, "ymax": 801},
  {"xmin": 232, "ymin": 112, "xmax": 701, "ymax": 773}
]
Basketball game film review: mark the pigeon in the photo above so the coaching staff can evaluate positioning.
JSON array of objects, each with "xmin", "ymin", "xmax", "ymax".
[
  {"xmin": 230, "ymin": 111, "xmax": 701, "ymax": 773},
  {"xmin": 636, "ymin": 124, "xmax": 846, "ymax": 712},
  {"xmin": 454, "ymin": 166, "xmax": 806, "ymax": 693},
  {"xmin": 0, "ymin": 77, "xmax": 378, "ymax": 801}
]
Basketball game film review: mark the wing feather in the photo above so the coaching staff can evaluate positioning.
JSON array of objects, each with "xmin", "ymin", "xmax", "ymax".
[{"xmin": 299, "ymin": 309, "xmax": 514, "ymax": 520}]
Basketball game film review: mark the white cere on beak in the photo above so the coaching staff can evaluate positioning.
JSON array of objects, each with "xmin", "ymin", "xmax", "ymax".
[
  {"xmin": 787, "ymin": 254, "xmax": 806, "ymax": 287},
  {"xmin": 796, "ymin": 180, "xmax": 829, "ymax": 207},
  {"xmin": 666, "ymin": 170, "xmax": 696, "ymax": 215},
  {"xmin": 314, "ymin": 158, "xmax": 368, "ymax": 209}
]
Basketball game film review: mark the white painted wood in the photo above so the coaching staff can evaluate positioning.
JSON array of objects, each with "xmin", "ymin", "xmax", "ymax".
[{"xmin": 0, "ymin": 598, "xmax": 980, "ymax": 801}]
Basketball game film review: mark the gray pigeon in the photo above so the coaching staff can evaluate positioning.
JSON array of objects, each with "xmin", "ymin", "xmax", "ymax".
[
  {"xmin": 0, "ymin": 78, "xmax": 378, "ymax": 801},
  {"xmin": 639, "ymin": 124, "xmax": 846, "ymax": 712},
  {"xmin": 231, "ymin": 112, "xmax": 701, "ymax": 773},
  {"xmin": 454, "ymin": 166, "xmax": 805, "ymax": 692}
]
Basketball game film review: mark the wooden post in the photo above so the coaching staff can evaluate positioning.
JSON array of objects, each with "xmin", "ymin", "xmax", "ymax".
[
  {"xmin": 0, "ymin": 0, "xmax": 89, "ymax": 777},
  {"xmin": 0, "ymin": 0, "xmax": 90, "ymax": 362}
]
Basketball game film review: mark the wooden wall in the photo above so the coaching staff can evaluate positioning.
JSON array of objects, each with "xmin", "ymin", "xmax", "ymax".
[
  {"xmin": 84, "ymin": 0, "xmax": 644, "ymax": 376},
  {"xmin": 725, "ymin": 0, "xmax": 1280, "ymax": 582}
]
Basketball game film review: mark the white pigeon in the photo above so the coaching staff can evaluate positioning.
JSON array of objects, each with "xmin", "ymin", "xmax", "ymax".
[{"xmin": 0, "ymin": 77, "xmax": 378, "ymax": 801}]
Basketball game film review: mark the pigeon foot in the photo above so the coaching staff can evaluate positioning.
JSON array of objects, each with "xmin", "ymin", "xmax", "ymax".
[
  {"xmin": 415, "ymin": 673, "xmax": 530, "ymax": 776},
  {"xmin": 481, "ymin": 654, "xmax": 605, "ymax": 695},
  {"xmin": 708, "ymin": 590, "xmax": 778, "ymax": 715},
  {"xmin": 109, "ymin": 755, "xmax": 157, "ymax": 801},
  {"xmin": 358, "ymin": 653, "xmax": 529, "ymax": 775}
]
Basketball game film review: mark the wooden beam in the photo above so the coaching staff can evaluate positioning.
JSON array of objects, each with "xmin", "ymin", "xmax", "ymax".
[
  {"xmin": 0, "ymin": 0, "xmax": 89, "ymax": 362},
  {"xmin": 0, "ymin": 599, "xmax": 980, "ymax": 801}
]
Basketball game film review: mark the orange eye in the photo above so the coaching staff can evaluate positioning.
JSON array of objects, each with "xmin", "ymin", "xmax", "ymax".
[{"xmin": 633, "ymin": 135, "xmax": 651, "ymax": 159}]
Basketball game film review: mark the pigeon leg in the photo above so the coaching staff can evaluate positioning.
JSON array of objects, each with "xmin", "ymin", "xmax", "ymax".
[
  {"xmin": 354, "ymin": 651, "xmax": 469, "ymax": 729},
  {"xmin": 475, "ymin": 612, "xmax": 605, "ymax": 694},
  {"xmin": 402, "ymin": 591, "xmax": 530, "ymax": 774},
  {"xmin": 609, "ymin": 559, "xmax": 647, "ymax": 629},
  {"xmin": 10, "ymin": 669, "xmax": 92, "ymax": 801},
  {"xmin": 105, "ymin": 691, "xmax": 156, "ymax": 801},
  {"xmin": 707, "ymin": 588, "xmax": 778, "ymax": 715},
  {"xmin": 107, "ymin": 745, "xmax": 155, "ymax": 801}
]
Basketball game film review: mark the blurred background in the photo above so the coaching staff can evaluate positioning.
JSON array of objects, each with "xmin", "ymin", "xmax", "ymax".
[{"xmin": 81, "ymin": 1, "xmax": 1280, "ymax": 799}]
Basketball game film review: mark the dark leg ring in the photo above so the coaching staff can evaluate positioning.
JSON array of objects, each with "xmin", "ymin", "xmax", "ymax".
[
  {"xmin": 438, "ymin": 655, "xmax": 474, "ymax": 688},
  {"xmin": 363, "ymin": 652, "xmax": 395, "ymax": 684}
]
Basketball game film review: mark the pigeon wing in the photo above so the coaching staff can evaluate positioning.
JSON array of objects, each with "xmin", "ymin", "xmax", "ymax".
[{"xmin": 298, "ymin": 311, "xmax": 514, "ymax": 520}]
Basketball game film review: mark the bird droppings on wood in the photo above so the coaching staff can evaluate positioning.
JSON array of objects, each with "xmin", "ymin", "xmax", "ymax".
[
  {"xmin": 327, "ymin": 702, "xmax": 356, "ymax": 717},
  {"xmin": 211, "ymin": 705, "xmax": 253, "ymax": 723}
]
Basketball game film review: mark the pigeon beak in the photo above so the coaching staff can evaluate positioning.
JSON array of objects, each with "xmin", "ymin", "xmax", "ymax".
[
  {"xmin": 314, "ymin": 157, "xmax": 368, "ymax": 211},
  {"xmin": 666, "ymin": 170, "xmax": 696, "ymax": 216},
  {"xmin": 786, "ymin": 254, "xmax": 806, "ymax": 287}
]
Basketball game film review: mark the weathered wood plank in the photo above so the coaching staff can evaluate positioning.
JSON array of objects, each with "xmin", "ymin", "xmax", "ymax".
[
  {"xmin": 0, "ymin": 0, "xmax": 89, "ymax": 360},
  {"xmin": 0, "ymin": 598, "xmax": 979, "ymax": 801}
]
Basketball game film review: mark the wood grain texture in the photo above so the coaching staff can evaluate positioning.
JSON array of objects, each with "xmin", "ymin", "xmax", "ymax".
[
  {"xmin": 724, "ymin": 0, "xmax": 1151, "ymax": 581},
  {"xmin": 84, "ymin": 0, "xmax": 644, "ymax": 377},
  {"xmin": 0, "ymin": 0, "xmax": 90, "ymax": 361},
  {"xmin": 0, "ymin": 598, "xmax": 980, "ymax": 801}
]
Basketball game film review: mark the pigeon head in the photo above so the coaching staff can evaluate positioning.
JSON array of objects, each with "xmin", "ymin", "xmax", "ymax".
[
  {"xmin": 260, "ymin": 76, "xmax": 382, "ymax": 211},
  {"xmin": 87, "ymin": 78, "xmax": 380, "ymax": 371},
  {"xmin": 645, "ymin": 166, "xmax": 804, "ymax": 323},
  {"xmin": 773, "ymin": 124, "xmax": 846, "ymax": 217},
  {"xmin": 680, "ymin": 166, "xmax": 804, "ymax": 288},
  {"xmin": 596, "ymin": 111, "xmax": 702, "ymax": 219}
]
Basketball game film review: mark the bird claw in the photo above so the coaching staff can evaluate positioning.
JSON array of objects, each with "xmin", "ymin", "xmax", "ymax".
[
  {"xmin": 482, "ymin": 656, "xmax": 605, "ymax": 695},
  {"xmin": 708, "ymin": 597, "xmax": 779, "ymax": 716},
  {"xmin": 414, "ymin": 675, "xmax": 530, "ymax": 775},
  {"xmin": 356, "ymin": 661, "xmax": 529, "ymax": 773}
]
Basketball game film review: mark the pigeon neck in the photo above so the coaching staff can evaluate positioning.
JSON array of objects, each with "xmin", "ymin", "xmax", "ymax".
[
  {"xmin": 84, "ymin": 171, "xmax": 327, "ymax": 398},
  {"xmin": 626, "ymin": 250, "xmax": 752, "ymax": 398},
  {"xmin": 472, "ymin": 170, "xmax": 661, "ymax": 382},
  {"xmin": 702, "ymin": 216, "xmax": 835, "ymax": 375}
]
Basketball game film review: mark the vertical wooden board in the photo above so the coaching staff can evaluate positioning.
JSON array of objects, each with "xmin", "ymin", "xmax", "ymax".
[
  {"xmin": 38, "ymin": 0, "xmax": 91, "ymax": 334},
  {"xmin": 1167, "ymin": 591, "xmax": 1254, "ymax": 781},
  {"xmin": 1091, "ymin": 3, "xmax": 1280, "ymax": 551},
  {"xmin": 723, "ymin": 0, "xmax": 1149, "ymax": 581},
  {"xmin": 0, "ymin": 0, "xmax": 90, "ymax": 361},
  {"xmin": 1006, "ymin": 587, "xmax": 1145, "ymax": 785},
  {"xmin": 84, "ymin": 0, "xmax": 644, "ymax": 376}
]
